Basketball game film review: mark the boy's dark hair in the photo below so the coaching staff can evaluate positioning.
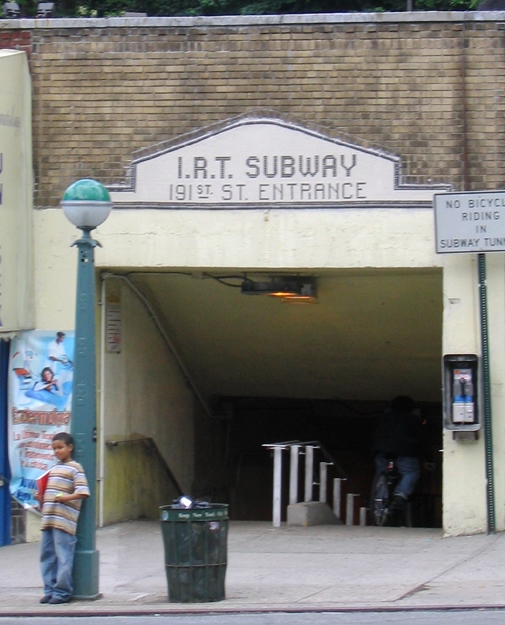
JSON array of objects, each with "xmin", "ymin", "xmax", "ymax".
[{"xmin": 52, "ymin": 432, "xmax": 74, "ymax": 447}]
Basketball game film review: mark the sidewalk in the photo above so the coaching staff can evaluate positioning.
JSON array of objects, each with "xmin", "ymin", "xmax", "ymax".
[{"xmin": 2, "ymin": 520, "xmax": 505, "ymax": 615}]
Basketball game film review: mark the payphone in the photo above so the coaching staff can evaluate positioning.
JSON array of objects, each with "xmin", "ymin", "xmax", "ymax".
[{"xmin": 443, "ymin": 354, "xmax": 480, "ymax": 432}]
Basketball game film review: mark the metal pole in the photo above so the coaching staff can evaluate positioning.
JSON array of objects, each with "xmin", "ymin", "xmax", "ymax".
[
  {"xmin": 272, "ymin": 446, "xmax": 283, "ymax": 528},
  {"xmin": 0, "ymin": 340, "xmax": 10, "ymax": 546},
  {"xmin": 304, "ymin": 445, "xmax": 314, "ymax": 502},
  {"xmin": 319, "ymin": 462, "xmax": 327, "ymax": 503},
  {"xmin": 478, "ymin": 253, "xmax": 495, "ymax": 534},
  {"xmin": 333, "ymin": 478, "xmax": 342, "ymax": 519},
  {"xmin": 359, "ymin": 507, "xmax": 367, "ymax": 526},
  {"xmin": 289, "ymin": 444, "xmax": 300, "ymax": 505},
  {"xmin": 345, "ymin": 493, "xmax": 355, "ymax": 526},
  {"xmin": 71, "ymin": 228, "xmax": 100, "ymax": 598}
]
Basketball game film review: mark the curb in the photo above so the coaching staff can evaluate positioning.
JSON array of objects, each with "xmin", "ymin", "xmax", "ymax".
[{"xmin": 2, "ymin": 604, "xmax": 505, "ymax": 617}]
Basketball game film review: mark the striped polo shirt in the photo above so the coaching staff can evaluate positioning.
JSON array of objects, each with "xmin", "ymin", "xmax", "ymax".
[{"xmin": 41, "ymin": 460, "xmax": 90, "ymax": 536}]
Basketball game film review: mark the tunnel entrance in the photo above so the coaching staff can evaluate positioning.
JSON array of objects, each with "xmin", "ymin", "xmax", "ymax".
[
  {"xmin": 109, "ymin": 267, "xmax": 443, "ymax": 527},
  {"xmin": 219, "ymin": 397, "xmax": 442, "ymax": 528}
]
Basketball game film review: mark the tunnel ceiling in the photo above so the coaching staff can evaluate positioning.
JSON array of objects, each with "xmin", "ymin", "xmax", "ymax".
[{"xmin": 122, "ymin": 268, "xmax": 443, "ymax": 404}]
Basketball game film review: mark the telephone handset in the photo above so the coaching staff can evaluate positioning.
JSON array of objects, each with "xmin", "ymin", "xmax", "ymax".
[{"xmin": 452, "ymin": 368, "xmax": 474, "ymax": 424}]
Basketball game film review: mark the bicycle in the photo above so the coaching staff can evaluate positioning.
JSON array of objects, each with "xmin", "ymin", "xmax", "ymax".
[{"xmin": 370, "ymin": 456, "xmax": 407, "ymax": 527}]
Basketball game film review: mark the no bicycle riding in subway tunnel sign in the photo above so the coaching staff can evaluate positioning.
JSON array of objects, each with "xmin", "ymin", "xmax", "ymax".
[{"xmin": 434, "ymin": 191, "xmax": 505, "ymax": 254}]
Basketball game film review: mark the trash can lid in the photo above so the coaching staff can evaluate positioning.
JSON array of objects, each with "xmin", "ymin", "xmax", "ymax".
[{"xmin": 160, "ymin": 503, "xmax": 229, "ymax": 522}]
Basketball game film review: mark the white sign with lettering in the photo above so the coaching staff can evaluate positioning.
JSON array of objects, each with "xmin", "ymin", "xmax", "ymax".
[
  {"xmin": 0, "ymin": 50, "xmax": 34, "ymax": 334},
  {"xmin": 434, "ymin": 191, "xmax": 505, "ymax": 254},
  {"xmin": 109, "ymin": 118, "xmax": 447, "ymax": 209}
]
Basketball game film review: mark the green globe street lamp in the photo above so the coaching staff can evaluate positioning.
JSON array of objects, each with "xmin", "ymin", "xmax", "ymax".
[{"xmin": 61, "ymin": 179, "xmax": 112, "ymax": 600}]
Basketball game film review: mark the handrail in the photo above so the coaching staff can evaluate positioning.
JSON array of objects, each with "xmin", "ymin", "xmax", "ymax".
[
  {"xmin": 316, "ymin": 441, "xmax": 367, "ymax": 507},
  {"xmin": 106, "ymin": 436, "xmax": 184, "ymax": 497},
  {"xmin": 263, "ymin": 439, "xmax": 366, "ymax": 505},
  {"xmin": 263, "ymin": 439, "xmax": 368, "ymax": 527}
]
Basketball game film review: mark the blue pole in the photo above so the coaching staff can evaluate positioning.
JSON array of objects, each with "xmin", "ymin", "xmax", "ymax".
[
  {"xmin": 0, "ymin": 340, "xmax": 11, "ymax": 547},
  {"xmin": 478, "ymin": 253, "xmax": 495, "ymax": 534},
  {"xmin": 70, "ymin": 228, "xmax": 100, "ymax": 598},
  {"xmin": 61, "ymin": 177, "xmax": 111, "ymax": 597}
]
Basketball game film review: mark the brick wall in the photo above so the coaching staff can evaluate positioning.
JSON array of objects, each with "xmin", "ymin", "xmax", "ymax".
[
  {"xmin": 0, "ymin": 29, "xmax": 31, "ymax": 56},
  {"xmin": 0, "ymin": 13, "xmax": 504, "ymax": 207}
]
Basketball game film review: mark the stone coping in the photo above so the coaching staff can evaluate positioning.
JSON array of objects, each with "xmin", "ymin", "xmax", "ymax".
[{"xmin": 0, "ymin": 10, "xmax": 505, "ymax": 30}]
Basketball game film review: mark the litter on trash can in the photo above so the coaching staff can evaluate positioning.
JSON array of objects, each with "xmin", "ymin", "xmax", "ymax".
[
  {"xmin": 171, "ymin": 496, "xmax": 212, "ymax": 509},
  {"xmin": 172, "ymin": 495, "xmax": 194, "ymax": 509}
]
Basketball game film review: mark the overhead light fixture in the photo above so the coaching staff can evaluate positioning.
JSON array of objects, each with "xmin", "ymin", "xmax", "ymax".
[{"xmin": 241, "ymin": 276, "xmax": 317, "ymax": 303}]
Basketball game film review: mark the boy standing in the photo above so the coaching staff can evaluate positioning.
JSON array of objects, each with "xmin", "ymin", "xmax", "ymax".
[{"xmin": 36, "ymin": 432, "xmax": 90, "ymax": 604}]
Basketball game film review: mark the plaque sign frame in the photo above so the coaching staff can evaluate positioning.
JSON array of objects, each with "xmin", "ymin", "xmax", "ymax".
[
  {"xmin": 109, "ymin": 117, "xmax": 449, "ymax": 210},
  {"xmin": 434, "ymin": 190, "xmax": 505, "ymax": 254}
]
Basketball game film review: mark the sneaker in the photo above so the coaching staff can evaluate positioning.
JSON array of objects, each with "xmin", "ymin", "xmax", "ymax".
[
  {"xmin": 392, "ymin": 494, "xmax": 406, "ymax": 511},
  {"xmin": 39, "ymin": 595, "xmax": 52, "ymax": 604},
  {"xmin": 48, "ymin": 596, "xmax": 71, "ymax": 604}
]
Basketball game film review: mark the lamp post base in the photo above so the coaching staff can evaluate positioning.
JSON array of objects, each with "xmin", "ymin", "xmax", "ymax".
[{"xmin": 72, "ymin": 549, "xmax": 101, "ymax": 600}]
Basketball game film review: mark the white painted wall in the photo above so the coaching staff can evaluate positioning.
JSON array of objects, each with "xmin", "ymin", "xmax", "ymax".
[
  {"xmin": 33, "ymin": 204, "xmax": 505, "ymax": 534},
  {"xmin": 442, "ymin": 254, "xmax": 505, "ymax": 535},
  {"xmin": 0, "ymin": 51, "xmax": 34, "ymax": 336},
  {"xmin": 99, "ymin": 277, "xmax": 195, "ymax": 524},
  {"xmin": 33, "ymin": 206, "xmax": 442, "ymax": 315},
  {"xmin": 33, "ymin": 209, "xmax": 197, "ymax": 524},
  {"xmin": 96, "ymin": 207, "xmax": 441, "ymax": 270}
]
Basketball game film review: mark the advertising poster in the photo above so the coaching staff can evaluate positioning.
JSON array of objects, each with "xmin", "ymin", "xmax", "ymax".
[{"xmin": 8, "ymin": 330, "xmax": 74, "ymax": 508}]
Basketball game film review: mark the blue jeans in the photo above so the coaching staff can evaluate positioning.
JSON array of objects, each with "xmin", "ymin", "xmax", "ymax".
[
  {"xmin": 374, "ymin": 454, "xmax": 420, "ymax": 499},
  {"xmin": 40, "ymin": 528, "xmax": 77, "ymax": 600}
]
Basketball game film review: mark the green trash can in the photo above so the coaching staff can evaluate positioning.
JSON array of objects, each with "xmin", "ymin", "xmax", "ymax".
[{"xmin": 160, "ymin": 503, "xmax": 228, "ymax": 603}]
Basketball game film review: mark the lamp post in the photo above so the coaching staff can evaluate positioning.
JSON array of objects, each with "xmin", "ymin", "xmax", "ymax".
[{"xmin": 61, "ymin": 179, "xmax": 112, "ymax": 599}]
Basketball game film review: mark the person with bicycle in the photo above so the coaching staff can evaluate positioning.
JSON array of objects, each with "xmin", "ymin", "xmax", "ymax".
[{"xmin": 372, "ymin": 395, "xmax": 425, "ymax": 516}]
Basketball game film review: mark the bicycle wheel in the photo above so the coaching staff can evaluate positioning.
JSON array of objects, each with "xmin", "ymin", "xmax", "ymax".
[{"xmin": 370, "ymin": 472, "xmax": 390, "ymax": 526}]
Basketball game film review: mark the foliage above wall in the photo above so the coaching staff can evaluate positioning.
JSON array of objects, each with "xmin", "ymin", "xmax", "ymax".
[{"xmin": 8, "ymin": 0, "xmax": 482, "ymax": 18}]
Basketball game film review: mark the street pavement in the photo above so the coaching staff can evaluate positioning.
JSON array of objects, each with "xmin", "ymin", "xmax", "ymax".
[{"xmin": 1, "ymin": 520, "xmax": 505, "ymax": 615}]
